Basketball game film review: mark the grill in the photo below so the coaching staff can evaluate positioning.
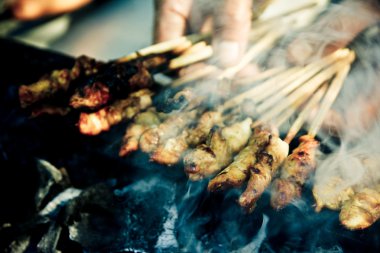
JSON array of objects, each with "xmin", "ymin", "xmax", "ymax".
[{"xmin": 1, "ymin": 34, "xmax": 380, "ymax": 252}]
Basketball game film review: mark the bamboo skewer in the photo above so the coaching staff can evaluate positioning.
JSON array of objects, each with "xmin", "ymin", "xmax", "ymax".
[
  {"xmin": 219, "ymin": 67, "xmax": 301, "ymax": 112},
  {"xmin": 284, "ymin": 84, "xmax": 328, "ymax": 143},
  {"xmin": 168, "ymin": 45, "xmax": 213, "ymax": 70},
  {"xmin": 116, "ymin": 33, "xmax": 210, "ymax": 63},
  {"xmin": 233, "ymin": 67, "xmax": 285, "ymax": 87},
  {"xmin": 219, "ymin": 49, "xmax": 348, "ymax": 112},
  {"xmin": 171, "ymin": 65, "xmax": 218, "ymax": 87},
  {"xmin": 308, "ymin": 54, "xmax": 354, "ymax": 137},
  {"xmin": 257, "ymin": 59, "xmax": 348, "ymax": 116}
]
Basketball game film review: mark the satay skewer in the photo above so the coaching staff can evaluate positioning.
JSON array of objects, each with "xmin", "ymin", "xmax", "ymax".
[
  {"xmin": 207, "ymin": 105, "xmax": 293, "ymax": 192},
  {"xmin": 271, "ymin": 53, "xmax": 354, "ymax": 210},
  {"xmin": 269, "ymin": 85, "xmax": 327, "ymax": 210},
  {"xmin": 78, "ymin": 89, "xmax": 154, "ymax": 135}
]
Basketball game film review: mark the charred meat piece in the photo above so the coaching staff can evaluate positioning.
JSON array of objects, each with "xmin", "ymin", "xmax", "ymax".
[
  {"xmin": 184, "ymin": 118, "xmax": 252, "ymax": 181},
  {"xmin": 139, "ymin": 110, "xmax": 197, "ymax": 153},
  {"xmin": 78, "ymin": 89, "xmax": 153, "ymax": 135},
  {"xmin": 70, "ymin": 62, "xmax": 152, "ymax": 110},
  {"xmin": 207, "ymin": 125, "xmax": 274, "ymax": 192},
  {"xmin": 340, "ymin": 185, "xmax": 380, "ymax": 230},
  {"xmin": 119, "ymin": 109, "xmax": 162, "ymax": 157},
  {"xmin": 270, "ymin": 135, "xmax": 319, "ymax": 210},
  {"xmin": 19, "ymin": 55, "xmax": 102, "ymax": 108},
  {"xmin": 238, "ymin": 132, "xmax": 289, "ymax": 213}
]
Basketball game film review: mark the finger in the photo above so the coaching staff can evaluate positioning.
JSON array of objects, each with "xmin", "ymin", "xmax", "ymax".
[
  {"xmin": 11, "ymin": 0, "xmax": 92, "ymax": 20},
  {"xmin": 212, "ymin": 0, "xmax": 253, "ymax": 67},
  {"xmin": 154, "ymin": 0, "xmax": 193, "ymax": 43}
]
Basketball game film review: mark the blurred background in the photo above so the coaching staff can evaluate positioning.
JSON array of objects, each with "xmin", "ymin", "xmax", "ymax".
[{"xmin": 0, "ymin": 0, "xmax": 154, "ymax": 60}]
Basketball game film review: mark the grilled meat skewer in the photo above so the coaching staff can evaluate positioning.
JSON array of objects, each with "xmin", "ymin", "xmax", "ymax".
[
  {"xmin": 238, "ymin": 130, "xmax": 289, "ymax": 212},
  {"xmin": 139, "ymin": 110, "xmax": 197, "ymax": 153},
  {"xmin": 207, "ymin": 125, "xmax": 274, "ymax": 192},
  {"xmin": 70, "ymin": 62, "xmax": 152, "ymax": 110},
  {"xmin": 270, "ymin": 135, "xmax": 319, "ymax": 209},
  {"xmin": 119, "ymin": 109, "xmax": 162, "ymax": 157},
  {"xmin": 19, "ymin": 55, "xmax": 102, "ymax": 108},
  {"xmin": 150, "ymin": 111, "xmax": 222, "ymax": 165},
  {"xmin": 78, "ymin": 89, "xmax": 153, "ymax": 135},
  {"xmin": 184, "ymin": 118, "xmax": 252, "ymax": 181}
]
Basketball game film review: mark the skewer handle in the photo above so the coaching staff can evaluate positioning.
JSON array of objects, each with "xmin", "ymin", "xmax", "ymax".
[
  {"xmin": 308, "ymin": 52, "xmax": 355, "ymax": 137},
  {"xmin": 116, "ymin": 33, "xmax": 210, "ymax": 63},
  {"xmin": 168, "ymin": 45, "xmax": 213, "ymax": 70},
  {"xmin": 284, "ymin": 84, "xmax": 327, "ymax": 144}
]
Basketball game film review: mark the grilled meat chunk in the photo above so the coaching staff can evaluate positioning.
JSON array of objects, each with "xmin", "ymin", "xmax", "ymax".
[
  {"xmin": 139, "ymin": 110, "xmax": 197, "ymax": 153},
  {"xmin": 340, "ymin": 185, "xmax": 380, "ymax": 230},
  {"xmin": 207, "ymin": 125, "xmax": 275, "ymax": 192},
  {"xmin": 70, "ymin": 62, "xmax": 152, "ymax": 110},
  {"xmin": 313, "ymin": 177, "xmax": 355, "ymax": 212},
  {"xmin": 78, "ymin": 89, "xmax": 153, "ymax": 135},
  {"xmin": 184, "ymin": 118, "xmax": 252, "ymax": 181},
  {"xmin": 19, "ymin": 55, "xmax": 101, "ymax": 108},
  {"xmin": 119, "ymin": 109, "xmax": 161, "ymax": 157},
  {"xmin": 239, "ymin": 132, "xmax": 289, "ymax": 212},
  {"xmin": 270, "ymin": 135, "xmax": 319, "ymax": 210},
  {"xmin": 187, "ymin": 111, "xmax": 223, "ymax": 147},
  {"xmin": 151, "ymin": 110, "xmax": 222, "ymax": 165}
]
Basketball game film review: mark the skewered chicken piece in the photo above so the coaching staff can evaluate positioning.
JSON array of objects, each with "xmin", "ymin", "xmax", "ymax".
[
  {"xmin": 238, "ymin": 130, "xmax": 289, "ymax": 212},
  {"xmin": 139, "ymin": 110, "xmax": 197, "ymax": 153},
  {"xmin": 184, "ymin": 118, "xmax": 252, "ymax": 181},
  {"xmin": 19, "ymin": 55, "xmax": 102, "ymax": 108},
  {"xmin": 207, "ymin": 125, "xmax": 275, "ymax": 192},
  {"xmin": 187, "ymin": 111, "xmax": 223, "ymax": 147},
  {"xmin": 340, "ymin": 185, "xmax": 380, "ymax": 230},
  {"xmin": 70, "ymin": 62, "xmax": 152, "ymax": 110},
  {"xmin": 313, "ymin": 177, "xmax": 355, "ymax": 212},
  {"xmin": 78, "ymin": 89, "xmax": 153, "ymax": 135},
  {"xmin": 151, "ymin": 130, "xmax": 190, "ymax": 165},
  {"xmin": 119, "ymin": 109, "xmax": 162, "ymax": 157},
  {"xmin": 150, "ymin": 111, "xmax": 222, "ymax": 165},
  {"xmin": 270, "ymin": 135, "xmax": 319, "ymax": 209}
]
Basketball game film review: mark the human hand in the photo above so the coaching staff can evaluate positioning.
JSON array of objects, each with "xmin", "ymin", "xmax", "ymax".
[{"xmin": 154, "ymin": 0, "xmax": 271, "ymax": 67}]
